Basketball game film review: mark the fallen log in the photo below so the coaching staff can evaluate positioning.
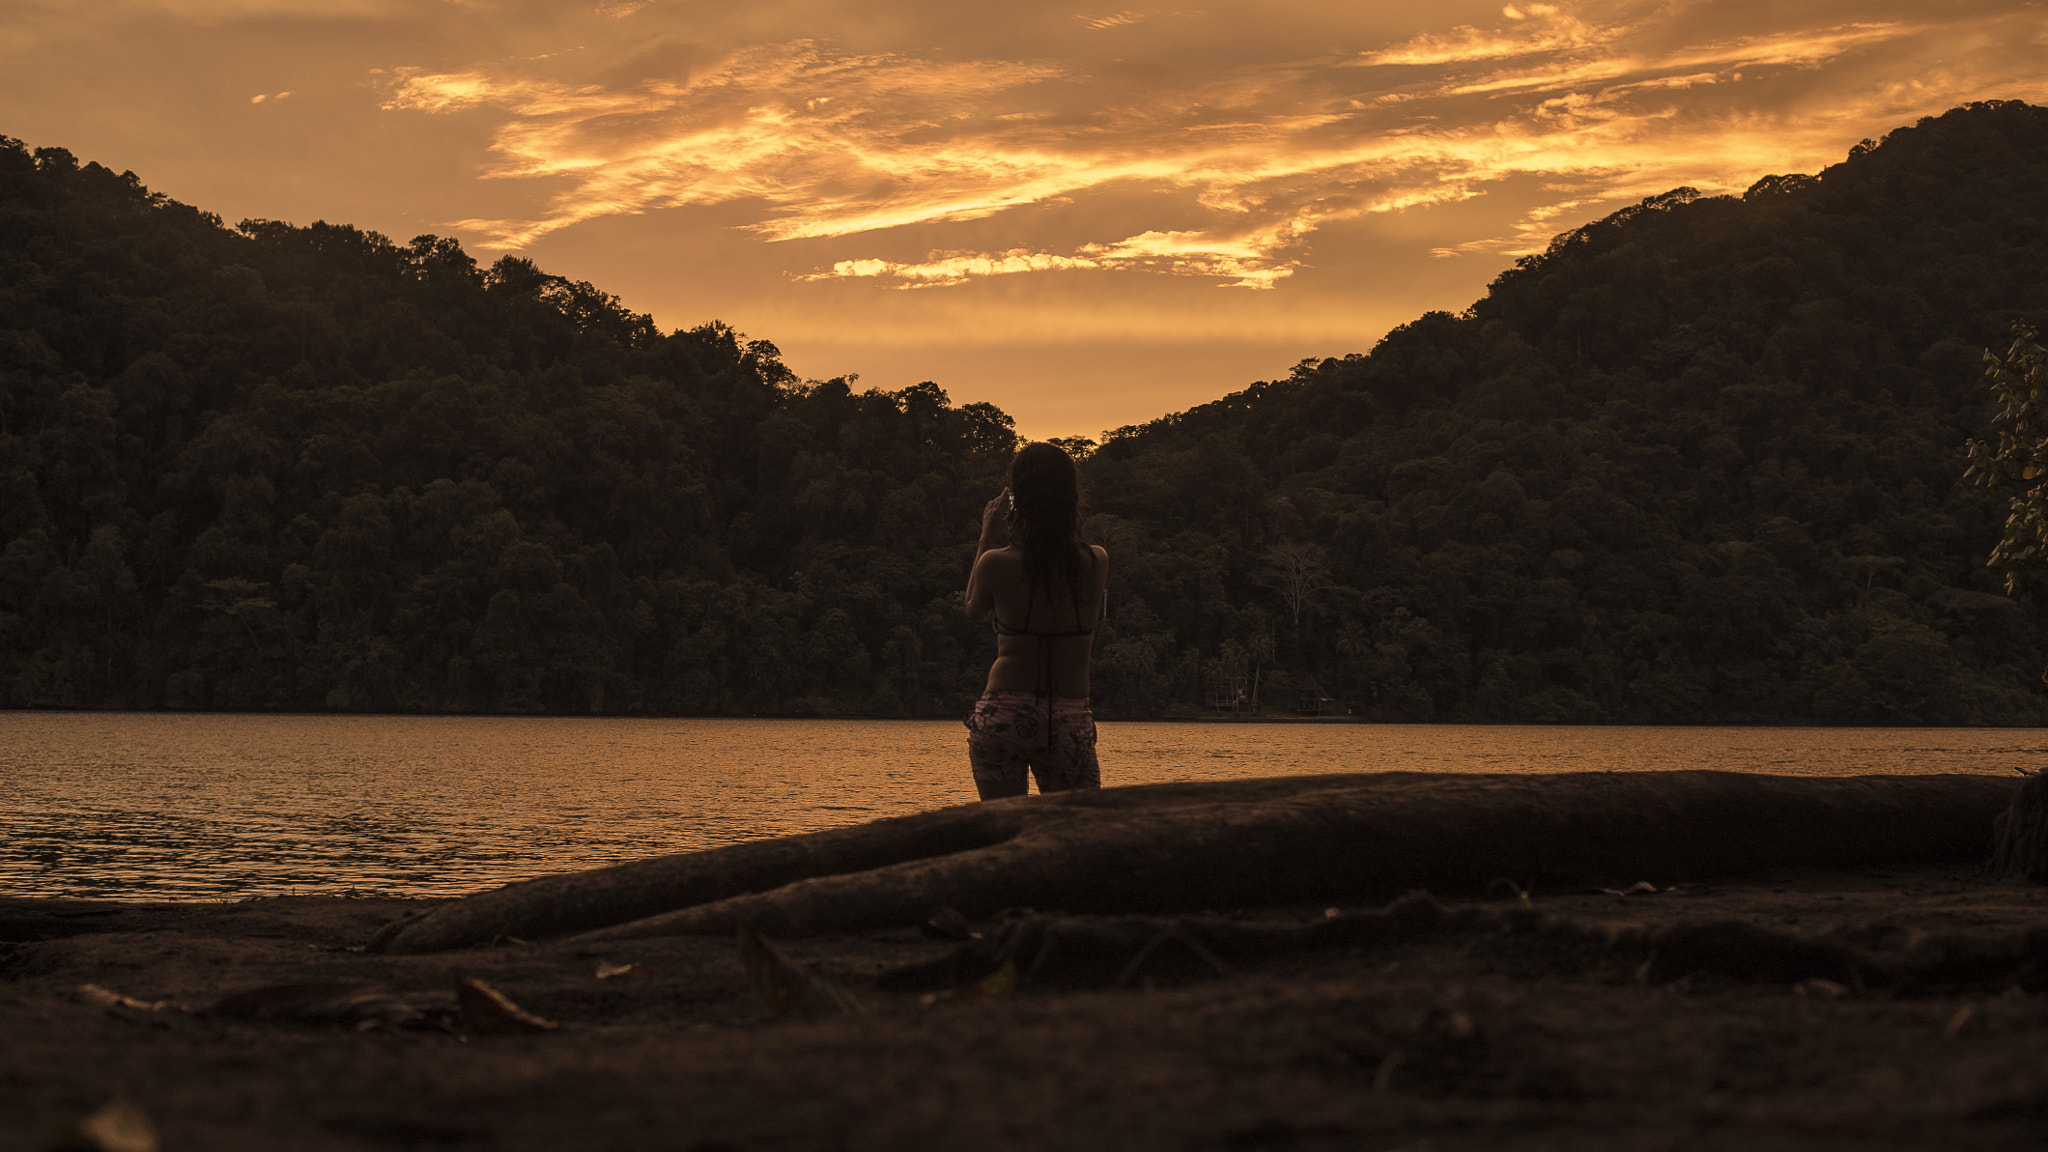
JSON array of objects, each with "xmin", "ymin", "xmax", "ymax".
[{"xmin": 371, "ymin": 771, "xmax": 2017, "ymax": 954}]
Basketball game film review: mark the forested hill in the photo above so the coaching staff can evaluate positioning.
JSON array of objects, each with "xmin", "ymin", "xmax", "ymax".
[
  {"xmin": 1079, "ymin": 99, "xmax": 2048, "ymax": 724},
  {"xmin": 0, "ymin": 139, "xmax": 1020, "ymax": 715},
  {"xmin": 4, "ymin": 101, "xmax": 2048, "ymax": 723}
]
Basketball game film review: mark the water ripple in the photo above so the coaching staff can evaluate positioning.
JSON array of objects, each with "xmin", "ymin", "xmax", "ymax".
[{"xmin": 0, "ymin": 712, "xmax": 2030, "ymax": 900}]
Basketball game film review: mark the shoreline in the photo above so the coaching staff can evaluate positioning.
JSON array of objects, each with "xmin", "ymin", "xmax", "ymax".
[
  {"xmin": 10, "ymin": 864, "xmax": 2048, "ymax": 1149},
  {"xmin": 8, "ymin": 705, "xmax": 2048, "ymax": 728}
]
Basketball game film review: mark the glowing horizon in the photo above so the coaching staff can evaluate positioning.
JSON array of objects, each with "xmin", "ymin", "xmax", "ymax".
[{"xmin": 4, "ymin": 0, "xmax": 2045, "ymax": 439}]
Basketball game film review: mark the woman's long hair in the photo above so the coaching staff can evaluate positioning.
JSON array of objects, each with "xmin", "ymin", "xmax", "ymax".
[{"xmin": 1008, "ymin": 441, "xmax": 1091, "ymax": 615}]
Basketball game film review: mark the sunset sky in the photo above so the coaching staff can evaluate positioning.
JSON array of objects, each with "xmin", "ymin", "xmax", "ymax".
[{"xmin": 4, "ymin": 0, "xmax": 2045, "ymax": 439}]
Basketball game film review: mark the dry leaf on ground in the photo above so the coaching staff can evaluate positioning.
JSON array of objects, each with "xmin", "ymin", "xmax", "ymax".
[{"xmin": 45, "ymin": 1099, "xmax": 157, "ymax": 1152}]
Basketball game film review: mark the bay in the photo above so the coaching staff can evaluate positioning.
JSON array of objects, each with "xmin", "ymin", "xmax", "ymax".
[{"xmin": 1, "ymin": 711, "xmax": 2036, "ymax": 901}]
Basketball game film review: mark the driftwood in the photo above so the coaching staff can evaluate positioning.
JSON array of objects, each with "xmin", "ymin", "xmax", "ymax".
[{"xmin": 370, "ymin": 771, "xmax": 2017, "ymax": 955}]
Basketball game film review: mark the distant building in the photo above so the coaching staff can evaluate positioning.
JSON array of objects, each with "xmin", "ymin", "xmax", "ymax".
[
  {"xmin": 1296, "ymin": 675, "xmax": 1338, "ymax": 717},
  {"xmin": 1205, "ymin": 673, "xmax": 1247, "ymax": 713}
]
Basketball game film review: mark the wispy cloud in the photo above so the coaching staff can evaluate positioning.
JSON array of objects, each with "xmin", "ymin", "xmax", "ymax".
[
  {"xmin": 797, "ymin": 219, "xmax": 1324, "ymax": 289},
  {"xmin": 1356, "ymin": 2, "xmax": 1613, "ymax": 66},
  {"xmin": 1077, "ymin": 11, "xmax": 1147, "ymax": 31},
  {"xmin": 377, "ymin": 0, "xmax": 2048, "ymax": 289},
  {"xmin": 382, "ymin": 42, "xmax": 1072, "ymax": 248}
]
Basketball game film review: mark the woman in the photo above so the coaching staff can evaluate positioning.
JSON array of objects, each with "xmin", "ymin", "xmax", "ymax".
[{"xmin": 963, "ymin": 442, "xmax": 1110, "ymax": 799}]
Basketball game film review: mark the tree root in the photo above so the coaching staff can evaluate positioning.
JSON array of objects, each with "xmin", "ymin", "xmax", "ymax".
[
  {"xmin": 878, "ymin": 895, "xmax": 2048, "ymax": 996},
  {"xmin": 878, "ymin": 892, "xmax": 1461, "ymax": 993},
  {"xmin": 370, "ymin": 771, "xmax": 2018, "ymax": 954},
  {"xmin": 1991, "ymin": 770, "xmax": 2048, "ymax": 883}
]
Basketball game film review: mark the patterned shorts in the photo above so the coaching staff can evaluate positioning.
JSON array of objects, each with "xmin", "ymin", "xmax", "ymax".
[{"xmin": 964, "ymin": 691, "xmax": 1101, "ymax": 799}]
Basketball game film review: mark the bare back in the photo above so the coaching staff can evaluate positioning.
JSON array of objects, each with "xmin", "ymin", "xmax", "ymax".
[{"xmin": 966, "ymin": 543, "xmax": 1109, "ymax": 698}]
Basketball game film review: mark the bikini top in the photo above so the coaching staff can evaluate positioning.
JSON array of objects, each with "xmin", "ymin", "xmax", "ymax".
[{"xmin": 990, "ymin": 549, "xmax": 1101, "ymax": 699}]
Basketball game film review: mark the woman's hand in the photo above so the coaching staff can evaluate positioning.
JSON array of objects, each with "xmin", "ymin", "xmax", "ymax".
[
  {"xmin": 966, "ymin": 487, "xmax": 1010, "ymax": 617},
  {"xmin": 979, "ymin": 487, "xmax": 1012, "ymax": 551}
]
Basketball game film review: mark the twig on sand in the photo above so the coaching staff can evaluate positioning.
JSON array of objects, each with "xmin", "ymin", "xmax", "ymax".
[{"xmin": 736, "ymin": 925, "xmax": 872, "ymax": 1020}]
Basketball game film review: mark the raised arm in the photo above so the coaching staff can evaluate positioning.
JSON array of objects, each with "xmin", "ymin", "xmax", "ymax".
[{"xmin": 964, "ymin": 487, "xmax": 1011, "ymax": 622}]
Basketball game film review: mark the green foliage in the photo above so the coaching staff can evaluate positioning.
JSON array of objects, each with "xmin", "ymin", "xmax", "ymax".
[
  {"xmin": 0, "ymin": 136, "xmax": 1013, "ymax": 715},
  {"xmin": 1966, "ymin": 324, "xmax": 2048, "ymax": 593},
  {"xmin": 7, "ymin": 99, "xmax": 2048, "ymax": 724},
  {"xmin": 1080, "ymin": 100, "xmax": 2048, "ymax": 723}
]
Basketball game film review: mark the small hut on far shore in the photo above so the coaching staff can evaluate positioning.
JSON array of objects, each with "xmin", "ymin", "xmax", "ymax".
[
  {"xmin": 1296, "ymin": 675, "xmax": 1339, "ymax": 716},
  {"xmin": 1205, "ymin": 673, "xmax": 1247, "ymax": 713}
]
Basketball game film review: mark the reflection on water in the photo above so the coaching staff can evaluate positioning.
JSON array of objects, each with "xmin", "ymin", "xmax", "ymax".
[{"xmin": 2, "ymin": 711, "xmax": 2037, "ymax": 900}]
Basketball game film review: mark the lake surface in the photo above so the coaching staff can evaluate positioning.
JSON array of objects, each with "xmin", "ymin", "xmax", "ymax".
[{"xmin": 3, "ymin": 711, "xmax": 2039, "ymax": 901}]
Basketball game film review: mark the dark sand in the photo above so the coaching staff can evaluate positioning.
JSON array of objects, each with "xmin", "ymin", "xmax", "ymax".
[{"xmin": 8, "ymin": 868, "xmax": 2048, "ymax": 1151}]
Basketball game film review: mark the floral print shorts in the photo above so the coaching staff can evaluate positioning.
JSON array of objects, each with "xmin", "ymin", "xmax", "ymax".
[{"xmin": 964, "ymin": 691, "xmax": 1100, "ymax": 799}]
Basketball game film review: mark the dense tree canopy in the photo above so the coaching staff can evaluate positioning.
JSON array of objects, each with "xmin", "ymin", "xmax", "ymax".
[
  {"xmin": 0, "ymin": 139, "xmax": 1018, "ymax": 715},
  {"xmin": 1080, "ymin": 100, "xmax": 2048, "ymax": 724},
  {"xmin": 5, "ymin": 99, "xmax": 2048, "ymax": 722}
]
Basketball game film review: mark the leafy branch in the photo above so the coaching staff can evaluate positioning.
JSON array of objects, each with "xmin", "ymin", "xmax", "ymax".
[{"xmin": 1965, "ymin": 323, "xmax": 2048, "ymax": 594}]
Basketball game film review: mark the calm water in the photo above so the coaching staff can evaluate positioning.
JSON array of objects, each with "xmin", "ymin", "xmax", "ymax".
[{"xmin": 2, "ymin": 712, "xmax": 2038, "ymax": 900}]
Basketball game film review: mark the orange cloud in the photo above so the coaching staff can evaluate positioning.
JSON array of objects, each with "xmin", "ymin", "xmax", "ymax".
[
  {"xmin": 1356, "ymin": 3, "xmax": 1612, "ymax": 66},
  {"xmin": 1078, "ymin": 11, "xmax": 1147, "ymax": 31},
  {"xmin": 796, "ymin": 220, "xmax": 1326, "ymax": 290},
  {"xmin": 377, "ymin": 0, "xmax": 2048, "ymax": 289},
  {"xmin": 381, "ymin": 42, "xmax": 1070, "ymax": 248}
]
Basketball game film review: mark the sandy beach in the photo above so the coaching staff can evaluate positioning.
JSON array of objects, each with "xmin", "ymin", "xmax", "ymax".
[{"xmin": 9, "ymin": 864, "xmax": 2048, "ymax": 1151}]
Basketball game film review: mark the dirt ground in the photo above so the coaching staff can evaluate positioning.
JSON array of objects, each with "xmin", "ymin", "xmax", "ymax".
[{"xmin": 6, "ymin": 868, "xmax": 2048, "ymax": 1152}]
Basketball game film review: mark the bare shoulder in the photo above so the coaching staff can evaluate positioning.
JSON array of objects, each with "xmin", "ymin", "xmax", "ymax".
[{"xmin": 974, "ymin": 546, "xmax": 1025, "ymax": 580}]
